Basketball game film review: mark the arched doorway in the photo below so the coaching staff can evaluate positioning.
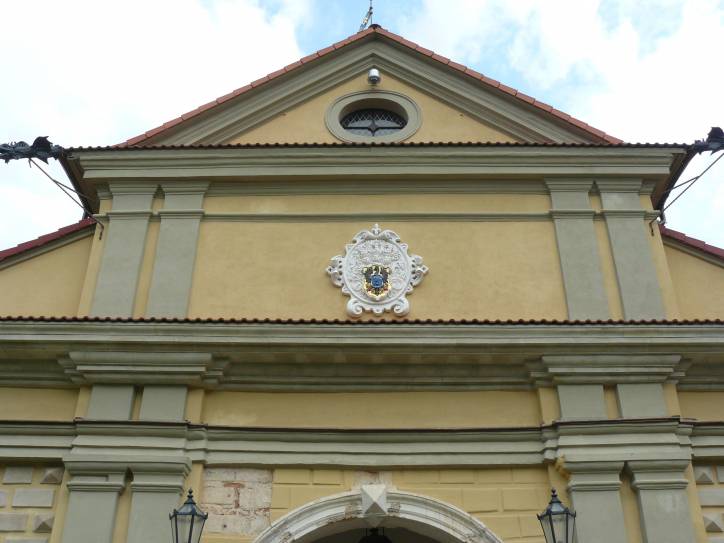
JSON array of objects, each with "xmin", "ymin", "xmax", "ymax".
[{"xmin": 253, "ymin": 484, "xmax": 504, "ymax": 543}]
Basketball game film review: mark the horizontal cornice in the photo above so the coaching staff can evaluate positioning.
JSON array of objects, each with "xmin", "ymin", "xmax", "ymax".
[
  {"xmin": 1, "ymin": 320, "xmax": 723, "ymax": 389},
  {"xmin": 0, "ymin": 417, "xmax": 707, "ymax": 467},
  {"xmin": 69, "ymin": 146, "xmax": 683, "ymax": 183}
]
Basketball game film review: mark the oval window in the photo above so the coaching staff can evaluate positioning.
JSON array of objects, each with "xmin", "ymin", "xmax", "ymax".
[
  {"xmin": 340, "ymin": 108, "xmax": 407, "ymax": 137},
  {"xmin": 326, "ymin": 91, "xmax": 421, "ymax": 143}
]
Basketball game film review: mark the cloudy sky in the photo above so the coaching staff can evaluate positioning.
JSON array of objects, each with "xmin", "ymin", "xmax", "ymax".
[{"xmin": 1, "ymin": 0, "xmax": 722, "ymax": 250}]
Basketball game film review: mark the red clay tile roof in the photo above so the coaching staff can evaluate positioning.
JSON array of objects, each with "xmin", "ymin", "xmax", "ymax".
[
  {"xmin": 74, "ymin": 142, "xmax": 683, "ymax": 152},
  {"xmin": 121, "ymin": 24, "xmax": 622, "ymax": 147},
  {"xmin": 0, "ymin": 218, "xmax": 95, "ymax": 264},
  {"xmin": 0, "ymin": 316, "xmax": 722, "ymax": 325},
  {"xmin": 661, "ymin": 225, "xmax": 724, "ymax": 261}
]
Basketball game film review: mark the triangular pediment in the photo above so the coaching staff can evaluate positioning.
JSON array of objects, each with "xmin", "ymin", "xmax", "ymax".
[{"xmin": 125, "ymin": 27, "xmax": 619, "ymax": 147}]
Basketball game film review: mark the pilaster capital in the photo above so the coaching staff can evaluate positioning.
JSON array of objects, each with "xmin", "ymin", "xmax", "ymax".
[
  {"xmin": 628, "ymin": 460, "xmax": 691, "ymax": 490},
  {"xmin": 595, "ymin": 179, "xmax": 644, "ymax": 193},
  {"xmin": 105, "ymin": 210, "xmax": 153, "ymax": 221},
  {"xmin": 157, "ymin": 210, "xmax": 205, "ymax": 219},
  {"xmin": 59, "ymin": 351, "xmax": 228, "ymax": 386},
  {"xmin": 529, "ymin": 354, "xmax": 684, "ymax": 385},
  {"xmin": 64, "ymin": 457, "xmax": 127, "ymax": 494},
  {"xmin": 106, "ymin": 182, "xmax": 157, "ymax": 213},
  {"xmin": 544, "ymin": 178, "xmax": 594, "ymax": 192},
  {"xmin": 129, "ymin": 458, "xmax": 190, "ymax": 494},
  {"xmin": 159, "ymin": 181, "xmax": 209, "ymax": 211},
  {"xmin": 601, "ymin": 209, "xmax": 647, "ymax": 219},
  {"xmin": 550, "ymin": 210, "xmax": 596, "ymax": 220},
  {"xmin": 160, "ymin": 181, "xmax": 210, "ymax": 194},
  {"xmin": 566, "ymin": 461, "xmax": 624, "ymax": 492}
]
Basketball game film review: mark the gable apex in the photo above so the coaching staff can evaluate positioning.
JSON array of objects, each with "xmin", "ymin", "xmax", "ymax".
[{"xmin": 121, "ymin": 25, "xmax": 621, "ymax": 147}]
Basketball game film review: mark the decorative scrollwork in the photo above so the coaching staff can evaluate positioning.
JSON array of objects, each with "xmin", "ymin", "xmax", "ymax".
[{"xmin": 326, "ymin": 224, "xmax": 428, "ymax": 317}]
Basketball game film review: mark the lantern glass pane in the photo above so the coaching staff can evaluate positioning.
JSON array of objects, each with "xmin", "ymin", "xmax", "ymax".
[
  {"xmin": 566, "ymin": 515, "xmax": 576, "ymax": 543},
  {"xmin": 175, "ymin": 513, "xmax": 193, "ymax": 543},
  {"xmin": 551, "ymin": 513, "xmax": 568, "ymax": 543},
  {"xmin": 170, "ymin": 516, "xmax": 178, "ymax": 543},
  {"xmin": 190, "ymin": 515, "xmax": 206, "ymax": 543},
  {"xmin": 540, "ymin": 515, "xmax": 555, "ymax": 543}
]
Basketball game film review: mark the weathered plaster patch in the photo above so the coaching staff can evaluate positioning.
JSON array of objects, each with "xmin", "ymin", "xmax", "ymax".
[{"xmin": 202, "ymin": 468, "xmax": 272, "ymax": 536}]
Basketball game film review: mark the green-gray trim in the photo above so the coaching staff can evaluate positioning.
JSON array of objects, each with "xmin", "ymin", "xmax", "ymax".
[
  {"xmin": 566, "ymin": 462, "xmax": 628, "ymax": 543},
  {"xmin": 68, "ymin": 146, "xmax": 684, "ymax": 184},
  {"xmin": 0, "ymin": 417, "xmax": 699, "ymax": 468},
  {"xmin": 86, "ymin": 385, "xmax": 134, "ymax": 420},
  {"xmin": 90, "ymin": 184, "xmax": 155, "ymax": 317},
  {"xmin": 1, "ymin": 322, "xmax": 722, "ymax": 390},
  {"xmin": 146, "ymin": 182, "xmax": 208, "ymax": 317},
  {"xmin": 628, "ymin": 460, "xmax": 697, "ymax": 543},
  {"xmin": 546, "ymin": 179, "xmax": 609, "ymax": 320},
  {"xmin": 596, "ymin": 179, "xmax": 666, "ymax": 319}
]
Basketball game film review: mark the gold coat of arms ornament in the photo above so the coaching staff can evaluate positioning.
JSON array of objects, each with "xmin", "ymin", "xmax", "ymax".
[{"xmin": 326, "ymin": 224, "xmax": 428, "ymax": 317}]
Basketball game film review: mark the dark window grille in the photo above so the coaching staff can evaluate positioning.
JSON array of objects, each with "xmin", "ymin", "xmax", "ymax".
[{"xmin": 341, "ymin": 109, "xmax": 407, "ymax": 137}]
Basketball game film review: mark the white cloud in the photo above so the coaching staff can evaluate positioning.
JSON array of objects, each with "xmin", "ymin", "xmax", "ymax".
[
  {"xmin": 1, "ymin": 0, "xmax": 722, "ymax": 251},
  {"xmin": 396, "ymin": 0, "xmax": 724, "ymax": 246},
  {"xmin": 0, "ymin": 0, "xmax": 309, "ymax": 248}
]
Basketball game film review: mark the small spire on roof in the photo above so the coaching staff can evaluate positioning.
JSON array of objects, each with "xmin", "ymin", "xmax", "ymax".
[{"xmin": 359, "ymin": 0, "xmax": 373, "ymax": 32}]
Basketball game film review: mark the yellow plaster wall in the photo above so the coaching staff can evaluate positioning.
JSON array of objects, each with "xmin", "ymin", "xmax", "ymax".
[
  {"xmin": 680, "ymin": 392, "xmax": 724, "ymax": 421},
  {"xmin": 664, "ymin": 245, "xmax": 724, "ymax": 319},
  {"xmin": 0, "ymin": 464, "xmax": 66, "ymax": 543},
  {"xmin": 77, "ymin": 213, "xmax": 108, "ymax": 317},
  {"xmin": 594, "ymin": 221, "xmax": 624, "ymax": 319},
  {"xmin": 604, "ymin": 385, "xmax": 620, "ymax": 418},
  {"xmin": 48, "ymin": 469, "xmax": 70, "ymax": 543},
  {"xmin": 0, "ymin": 388, "xmax": 77, "ymax": 421},
  {"xmin": 203, "ymin": 193, "xmax": 551, "ymax": 214},
  {"xmin": 201, "ymin": 391, "xmax": 542, "ymax": 429},
  {"xmin": 132, "ymin": 221, "xmax": 160, "ymax": 318},
  {"xmin": 188, "ymin": 220, "xmax": 567, "ymax": 320},
  {"xmin": 110, "ymin": 473, "xmax": 132, "ymax": 543},
  {"xmin": 663, "ymin": 383, "xmax": 682, "ymax": 417},
  {"xmin": 620, "ymin": 472, "xmax": 644, "ymax": 543},
  {"xmin": 229, "ymin": 73, "xmax": 518, "ymax": 145},
  {"xmin": 686, "ymin": 464, "xmax": 709, "ymax": 543},
  {"xmin": 265, "ymin": 467, "xmax": 551, "ymax": 543},
  {"xmin": 649, "ymin": 226, "xmax": 680, "ymax": 319},
  {"xmin": 537, "ymin": 388, "xmax": 560, "ymax": 425},
  {"xmin": 0, "ymin": 235, "xmax": 92, "ymax": 317}
]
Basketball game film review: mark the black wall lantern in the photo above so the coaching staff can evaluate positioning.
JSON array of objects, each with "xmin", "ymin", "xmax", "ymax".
[
  {"xmin": 537, "ymin": 488, "xmax": 576, "ymax": 543},
  {"xmin": 170, "ymin": 489, "xmax": 208, "ymax": 543}
]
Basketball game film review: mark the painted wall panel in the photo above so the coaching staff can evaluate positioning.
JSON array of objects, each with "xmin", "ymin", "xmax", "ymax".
[
  {"xmin": 665, "ymin": 245, "xmax": 724, "ymax": 319},
  {"xmin": 0, "ymin": 236, "xmax": 92, "ymax": 317},
  {"xmin": 229, "ymin": 73, "xmax": 517, "ymax": 145},
  {"xmin": 188, "ymin": 221, "xmax": 567, "ymax": 320},
  {"xmin": 201, "ymin": 391, "xmax": 541, "ymax": 429}
]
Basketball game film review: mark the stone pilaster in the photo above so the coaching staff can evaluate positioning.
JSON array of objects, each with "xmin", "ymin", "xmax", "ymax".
[
  {"xmin": 139, "ymin": 385, "xmax": 188, "ymax": 421},
  {"xmin": 86, "ymin": 384, "xmax": 135, "ymax": 420},
  {"xmin": 629, "ymin": 460, "xmax": 697, "ymax": 543},
  {"xmin": 146, "ymin": 182, "xmax": 208, "ymax": 317},
  {"xmin": 546, "ymin": 179, "xmax": 609, "ymax": 320},
  {"xmin": 566, "ymin": 461, "xmax": 628, "ymax": 543},
  {"xmin": 60, "ymin": 462, "xmax": 126, "ymax": 543},
  {"xmin": 596, "ymin": 179, "xmax": 665, "ymax": 320},
  {"xmin": 126, "ymin": 461, "xmax": 190, "ymax": 543},
  {"xmin": 91, "ymin": 183, "xmax": 156, "ymax": 317}
]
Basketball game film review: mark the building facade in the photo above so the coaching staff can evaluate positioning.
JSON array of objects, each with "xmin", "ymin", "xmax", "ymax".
[{"xmin": 1, "ymin": 25, "xmax": 723, "ymax": 543}]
